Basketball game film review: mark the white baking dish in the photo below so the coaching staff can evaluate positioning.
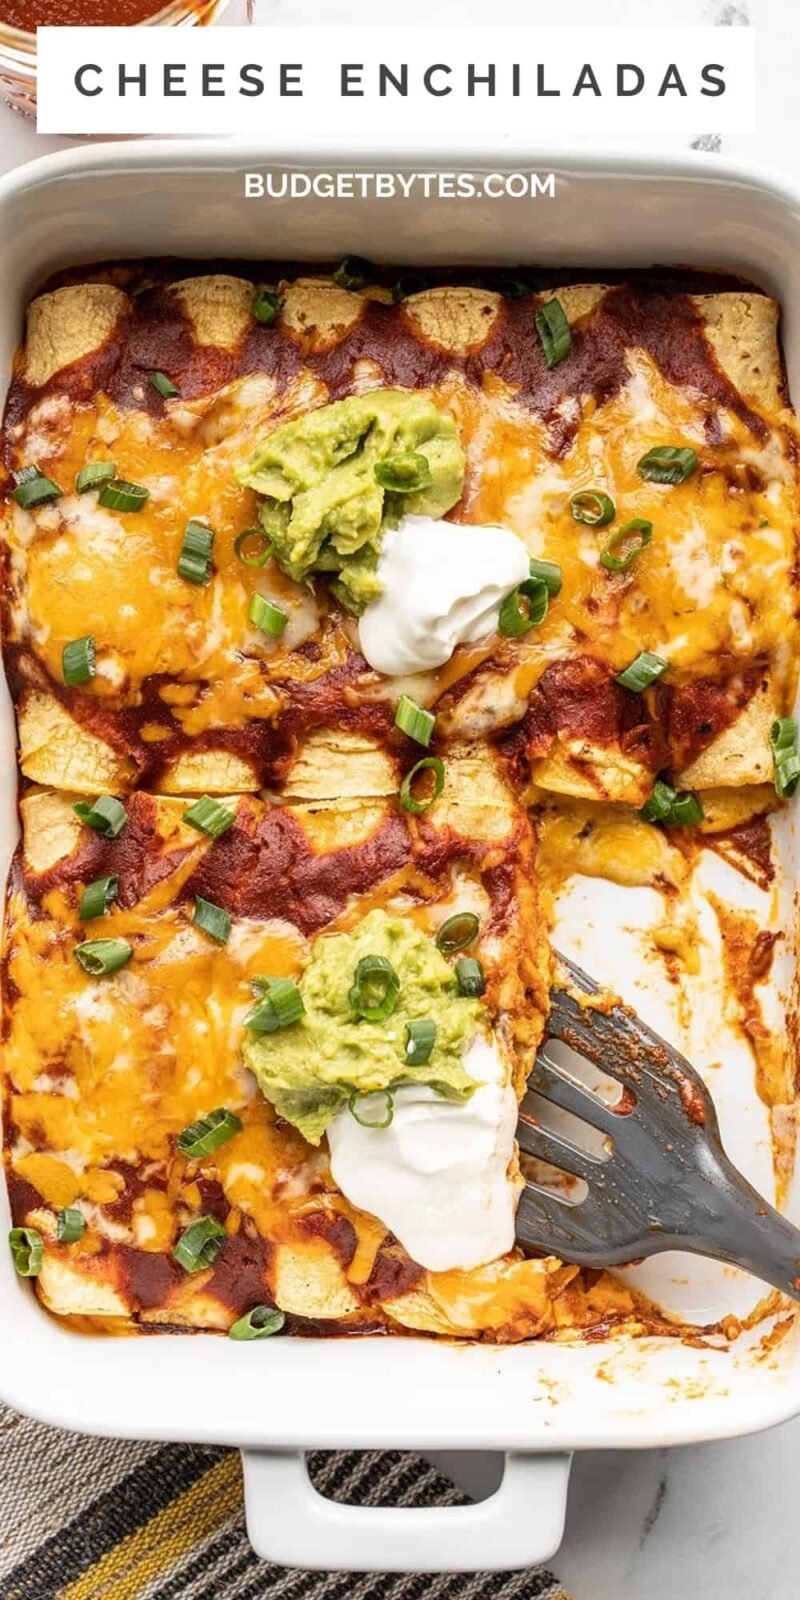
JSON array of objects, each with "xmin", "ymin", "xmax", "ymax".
[{"xmin": 2, "ymin": 139, "xmax": 800, "ymax": 1575}]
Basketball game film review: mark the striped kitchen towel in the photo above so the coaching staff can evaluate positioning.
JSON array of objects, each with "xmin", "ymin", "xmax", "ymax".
[{"xmin": 0, "ymin": 1404, "xmax": 571, "ymax": 1600}]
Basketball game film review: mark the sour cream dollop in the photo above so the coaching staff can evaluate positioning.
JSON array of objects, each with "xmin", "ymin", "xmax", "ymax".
[
  {"xmin": 327, "ymin": 1034, "xmax": 519, "ymax": 1272},
  {"xmin": 357, "ymin": 515, "xmax": 531, "ymax": 678}
]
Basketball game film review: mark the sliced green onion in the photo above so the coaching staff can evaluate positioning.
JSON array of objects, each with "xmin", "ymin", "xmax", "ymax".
[
  {"xmin": 79, "ymin": 874, "xmax": 118, "ymax": 922},
  {"xmin": 183, "ymin": 795, "xmax": 235, "ymax": 838},
  {"xmin": 76, "ymin": 461, "xmax": 116, "ymax": 494},
  {"xmin": 178, "ymin": 519, "xmax": 215, "ymax": 586},
  {"xmin": 151, "ymin": 370, "xmax": 180, "ymax": 399},
  {"xmin": 406, "ymin": 1018, "xmax": 436, "ymax": 1066},
  {"xmin": 615, "ymin": 652, "xmax": 668, "ymax": 693},
  {"xmin": 249, "ymin": 592, "xmax": 288, "ymax": 638},
  {"xmin": 570, "ymin": 490, "xmax": 615, "ymax": 527},
  {"xmin": 9, "ymin": 1226, "xmax": 43, "ymax": 1277},
  {"xmin": 374, "ymin": 452, "xmax": 433, "ymax": 494},
  {"xmin": 57, "ymin": 1207, "xmax": 85, "ymax": 1244},
  {"xmin": 333, "ymin": 255, "xmax": 372, "ymax": 291},
  {"xmin": 253, "ymin": 289, "xmax": 282, "ymax": 325},
  {"xmin": 229, "ymin": 1303, "xmax": 286, "ymax": 1340},
  {"xmin": 498, "ymin": 578, "xmax": 549, "ymax": 638},
  {"xmin": 436, "ymin": 912, "xmax": 479, "ymax": 954},
  {"xmin": 392, "ymin": 272, "xmax": 428, "ymax": 303},
  {"xmin": 395, "ymin": 695, "xmax": 435, "ymax": 747},
  {"xmin": 349, "ymin": 955, "xmax": 400, "ymax": 1023},
  {"xmin": 98, "ymin": 479, "xmax": 149, "ymax": 513},
  {"xmin": 173, "ymin": 1215, "xmax": 227, "ymax": 1274},
  {"xmin": 245, "ymin": 977, "xmax": 305, "ymax": 1034},
  {"xmin": 637, "ymin": 445, "xmax": 698, "ymax": 485},
  {"xmin": 235, "ymin": 528, "xmax": 273, "ymax": 568},
  {"xmin": 12, "ymin": 468, "xmax": 62, "ymax": 508},
  {"xmin": 771, "ymin": 717, "xmax": 800, "ymax": 799},
  {"xmin": 178, "ymin": 1107, "xmax": 243, "ymax": 1158},
  {"xmin": 72, "ymin": 795, "xmax": 127, "ymax": 838},
  {"xmin": 535, "ymin": 298, "xmax": 571, "ymax": 368},
  {"xmin": 62, "ymin": 636, "xmax": 95, "ymax": 687},
  {"xmin": 529, "ymin": 558, "xmax": 562, "ymax": 597},
  {"xmin": 600, "ymin": 519, "xmax": 653, "ymax": 573},
  {"xmin": 455, "ymin": 956, "xmax": 486, "ymax": 997},
  {"xmin": 348, "ymin": 1089, "xmax": 394, "ymax": 1129},
  {"xmin": 193, "ymin": 895, "xmax": 231, "ymax": 944},
  {"xmin": 74, "ymin": 938, "xmax": 132, "ymax": 977},
  {"xmin": 399, "ymin": 756, "xmax": 445, "ymax": 815},
  {"xmin": 641, "ymin": 779, "xmax": 704, "ymax": 828}
]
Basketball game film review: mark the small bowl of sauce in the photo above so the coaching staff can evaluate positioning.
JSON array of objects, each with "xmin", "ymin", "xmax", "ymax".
[{"xmin": 0, "ymin": 0, "xmax": 230, "ymax": 117}]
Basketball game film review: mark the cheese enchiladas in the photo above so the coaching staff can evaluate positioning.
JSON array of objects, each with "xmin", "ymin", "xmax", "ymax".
[{"xmin": 2, "ymin": 261, "xmax": 798, "ymax": 1341}]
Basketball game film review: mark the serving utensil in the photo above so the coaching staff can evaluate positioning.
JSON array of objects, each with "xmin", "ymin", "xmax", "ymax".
[{"xmin": 517, "ymin": 954, "xmax": 800, "ymax": 1301}]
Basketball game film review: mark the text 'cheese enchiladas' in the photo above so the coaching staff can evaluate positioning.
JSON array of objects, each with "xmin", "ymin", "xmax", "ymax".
[{"xmin": 2, "ymin": 260, "xmax": 799, "ymax": 1342}]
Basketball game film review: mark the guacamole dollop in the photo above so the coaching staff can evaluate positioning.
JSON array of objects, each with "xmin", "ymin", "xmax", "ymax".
[
  {"xmin": 236, "ymin": 389, "xmax": 466, "ymax": 613},
  {"xmin": 242, "ymin": 909, "xmax": 483, "ymax": 1144}
]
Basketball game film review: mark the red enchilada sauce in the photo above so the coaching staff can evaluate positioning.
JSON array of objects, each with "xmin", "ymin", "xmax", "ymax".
[{"xmin": 3, "ymin": 0, "xmax": 167, "ymax": 25}]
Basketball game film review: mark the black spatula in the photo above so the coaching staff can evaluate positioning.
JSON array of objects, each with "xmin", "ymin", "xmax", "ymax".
[{"xmin": 516, "ymin": 954, "xmax": 800, "ymax": 1302}]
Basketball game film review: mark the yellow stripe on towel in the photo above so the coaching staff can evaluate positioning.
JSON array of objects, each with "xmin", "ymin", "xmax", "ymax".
[{"xmin": 60, "ymin": 1453, "xmax": 242, "ymax": 1600}]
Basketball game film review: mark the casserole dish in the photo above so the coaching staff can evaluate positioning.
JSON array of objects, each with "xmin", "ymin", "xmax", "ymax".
[{"xmin": 1, "ymin": 139, "xmax": 800, "ymax": 1575}]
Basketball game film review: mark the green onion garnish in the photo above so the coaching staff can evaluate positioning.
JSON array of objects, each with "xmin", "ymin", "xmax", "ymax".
[
  {"xmin": 178, "ymin": 1107, "xmax": 243, "ymax": 1158},
  {"xmin": 57, "ymin": 1207, "xmax": 85, "ymax": 1244},
  {"xmin": 498, "ymin": 578, "xmax": 549, "ymax": 638},
  {"xmin": 615, "ymin": 652, "xmax": 668, "ymax": 693},
  {"xmin": 193, "ymin": 895, "xmax": 231, "ymax": 944},
  {"xmin": 178, "ymin": 519, "xmax": 215, "ymax": 586},
  {"xmin": 770, "ymin": 717, "xmax": 800, "ymax": 799},
  {"xmin": 151, "ymin": 371, "xmax": 179, "ymax": 399},
  {"xmin": 76, "ymin": 461, "xmax": 116, "ymax": 494},
  {"xmin": 249, "ymin": 593, "xmax": 288, "ymax": 638},
  {"xmin": 244, "ymin": 977, "xmax": 305, "ymax": 1034},
  {"xmin": 406, "ymin": 1018, "xmax": 436, "ymax": 1066},
  {"xmin": 348, "ymin": 1089, "xmax": 394, "ymax": 1129},
  {"xmin": 349, "ymin": 955, "xmax": 400, "ymax": 1023},
  {"xmin": 229, "ymin": 1303, "xmax": 286, "ymax": 1340},
  {"xmin": 392, "ymin": 272, "xmax": 428, "ymax": 303},
  {"xmin": 72, "ymin": 795, "xmax": 127, "ymax": 838},
  {"xmin": 74, "ymin": 938, "xmax": 132, "ymax": 977},
  {"xmin": 399, "ymin": 756, "xmax": 445, "ymax": 815},
  {"xmin": 173, "ymin": 1215, "xmax": 227, "ymax": 1274},
  {"xmin": 455, "ymin": 956, "xmax": 486, "ymax": 997},
  {"xmin": 183, "ymin": 795, "xmax": 235, "ymax": 839},
  {"xmin": 637, "ymin": 445, "xmax": 698, "ymax": 485},
  {"xmin": 600, "ymin": 519, "xmax": 653, "ymax": 573},
  {"xmin": 374, "ymin": 452, "xmax": 433, "ymax": 494},
  {"xmin": 529, "ymin": 558, "xmax": 562, "ymax": 596},
  {"xmin": 234, "ymin": 528, "xmax": 273, "ymax": 568},
  {"xmin": 395, "ymin": 695, "xmax": 435, "ymax": 747},
  {"xmin": 62, "ymin": 636, "xmax": 96, "ymax": 687},
  {"xmin": 12, "ymin": 467, "xmax": 62, "ymax": 509},
  {"xmin": 333, "ymin": 256, "xmax": 372, "ymax": 291},
  {"xmin": 9, "ymin": 1226, "xmax": 43, "ymax": 1277},
  {"xmin": 436, "ymin": 912, "xmax": 479, "ymax": 954},
  {"xmin": 253, "ymin": 290, "xmax": 282, "ymax": 325},
  {"xmin": 535, "ymin": 298, "xmax": 571, "ymax": 368},
  {"xmin": 570, "ymin": 490, "xmax": 615, "ymax": 527},
  {"xmin": 79, "ymin": 874, "xmax": 118, "ymax": 922},
  {"xmin": 641, "ymin": 779, "xmax": 704, "ymax": 828},
  {"xmin": 98, "ymin": 479, "xmax": 149, "ymax": 513}
]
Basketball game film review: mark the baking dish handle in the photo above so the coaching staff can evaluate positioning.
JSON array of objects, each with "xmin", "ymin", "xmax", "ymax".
[{"xmin": 241, "ymin": 1448, "xmax": 572, "ymax": 1573}]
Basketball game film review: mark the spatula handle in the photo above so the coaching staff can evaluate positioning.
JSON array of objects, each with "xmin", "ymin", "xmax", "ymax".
[{"xmin": 692, "ymin": 1153, "xmax": 800, "ymax": 1303}]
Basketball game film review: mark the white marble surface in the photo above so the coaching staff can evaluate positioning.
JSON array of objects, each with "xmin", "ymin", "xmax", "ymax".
[{"xmin": 3, "ymin": 0, "xmax": 800, "ymax": 1594}]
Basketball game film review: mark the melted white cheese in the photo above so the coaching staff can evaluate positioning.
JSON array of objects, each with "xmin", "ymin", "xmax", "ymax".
[
  {"xmin": 358, "ymin": 515, "xmax": 530, "ymax": 677},
  {"xmin": 327, "ymin": 1033, "xmax": 519, "ymax": 1272}
]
